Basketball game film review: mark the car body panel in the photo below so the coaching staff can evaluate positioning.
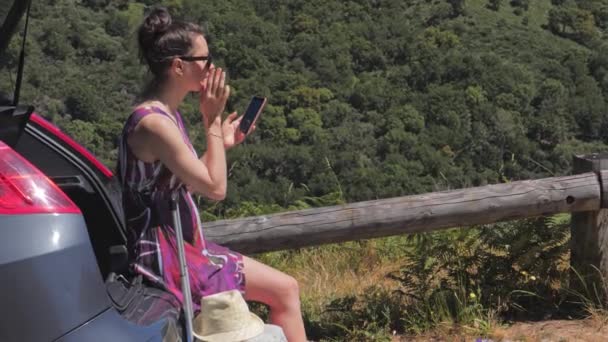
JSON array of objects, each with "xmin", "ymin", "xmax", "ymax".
[
  {"xmin": 0, "ymin": 214, "xmax": 109, "ymax": 342},
  {"xmin": 56, "ymin": 308, "xmax": 180, "ymax": 342}
]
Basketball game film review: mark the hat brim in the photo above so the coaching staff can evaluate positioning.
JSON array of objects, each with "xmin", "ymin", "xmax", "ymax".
[{"xmin": 193, "ymin": 312, "xmax": 265, "ymax": 342}]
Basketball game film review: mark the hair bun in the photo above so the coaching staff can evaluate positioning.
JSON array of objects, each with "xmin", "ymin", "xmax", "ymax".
[
  {"xmin": 142, "ymin": 7, "xmax": 172, "ymax": 37},
  {"xmin": 137, "ymin": 7, "xmax": 204, "ymax": 78}
]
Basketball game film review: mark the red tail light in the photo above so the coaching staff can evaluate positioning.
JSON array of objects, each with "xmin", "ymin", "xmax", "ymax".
[{"xmin": 0, "ymin": 141, "xmax": 80, "ymax": 215}]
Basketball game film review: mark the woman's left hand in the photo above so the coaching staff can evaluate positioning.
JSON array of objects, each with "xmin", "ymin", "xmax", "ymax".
[{"xmin": 222, "ymin": 112, "xmax": 256, "ymax": 149}]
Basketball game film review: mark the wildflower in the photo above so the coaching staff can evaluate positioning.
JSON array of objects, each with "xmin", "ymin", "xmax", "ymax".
[
  {"xmin": 530, "ymin": 276, "xmax": 536, "ymax": 281},
  {"xmin": 469, "ymin": 292, "xmax": 477, "ymax": 299}
]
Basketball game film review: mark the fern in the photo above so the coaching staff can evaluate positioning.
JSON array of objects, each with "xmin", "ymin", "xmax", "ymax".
[{"xmin": 392, "ymin": 214, "xmax": 572, "ymax": 329}]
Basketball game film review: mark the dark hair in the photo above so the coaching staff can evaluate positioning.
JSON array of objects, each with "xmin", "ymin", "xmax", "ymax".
[{"xmin": 137, "ymin": 7, "xmax": 204, "ymax": 79}]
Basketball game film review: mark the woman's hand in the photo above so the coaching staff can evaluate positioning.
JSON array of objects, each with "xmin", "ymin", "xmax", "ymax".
[
  {"xmin": 200, "ymin": 67, "xmax": 230, "ymax": 129},
  {"xmin": 222, "ymin": 112, "xmax": 256, "ymax": 149}
]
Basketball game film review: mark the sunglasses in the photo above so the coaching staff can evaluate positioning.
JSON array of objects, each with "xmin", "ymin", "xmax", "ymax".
[
  {"xmin": 159, "ymin": 54, "xmax": 212, "ymax": 62},
  {"xmin": 179, "ymin": 54, "xmax": 211, "ymax": 62},
  {"xmin": 178, "ymin": 54, "xmax": 213, "ymax": 68},
  {"xmin": 156, "ymin": 54, "xmax": 214, "ymax": 74}
]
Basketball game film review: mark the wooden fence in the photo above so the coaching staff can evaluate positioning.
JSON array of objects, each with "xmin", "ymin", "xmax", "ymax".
[{"xmin": 205, "ymin": 154, "xmax": 608, "ymax": 281}]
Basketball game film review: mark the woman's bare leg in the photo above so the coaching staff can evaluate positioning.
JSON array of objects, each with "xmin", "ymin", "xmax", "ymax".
[{"xmin": 243, "ymin": 255, "xmax": 307, "ymax": 342}]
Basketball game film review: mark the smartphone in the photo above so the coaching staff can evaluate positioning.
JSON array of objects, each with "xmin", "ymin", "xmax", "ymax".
[{"xmin": 239, "ymin": 96, "xmax": 267, "ymax": 134}]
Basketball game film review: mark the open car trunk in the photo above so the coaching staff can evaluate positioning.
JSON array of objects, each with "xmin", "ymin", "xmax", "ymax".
[{"xmin": 14, "ymin": 114, "xmax": 128, "ymax": 279}]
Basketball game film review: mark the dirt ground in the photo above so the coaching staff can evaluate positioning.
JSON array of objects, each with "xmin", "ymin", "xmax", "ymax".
[
  {"xmin": 492, "ymin": 320, "xmax": 608, "ymax": 342},
  {"xmin": 395, "ymin": 319, "xmax": 608, "ymax": 342}
]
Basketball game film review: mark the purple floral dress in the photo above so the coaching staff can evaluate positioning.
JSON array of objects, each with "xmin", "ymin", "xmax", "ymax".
[{"xmin": 117, "ymin": 105, "xmax": 245, "ymax": 313}]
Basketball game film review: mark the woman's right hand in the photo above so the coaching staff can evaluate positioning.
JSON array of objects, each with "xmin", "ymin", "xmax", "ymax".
[{"xmin": 200, "ymin": 67, "xmax": 230, "ymax": 129}]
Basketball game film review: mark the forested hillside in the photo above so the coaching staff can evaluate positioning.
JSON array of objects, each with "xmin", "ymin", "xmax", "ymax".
[{"xmin": 2, "ymin": 0, "xmax": 607, "ymax": 216}]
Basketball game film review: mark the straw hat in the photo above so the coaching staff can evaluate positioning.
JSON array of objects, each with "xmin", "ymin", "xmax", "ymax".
[{"xmin": 193, "ymin": 290, "xmax": 264, "ymax": 342}]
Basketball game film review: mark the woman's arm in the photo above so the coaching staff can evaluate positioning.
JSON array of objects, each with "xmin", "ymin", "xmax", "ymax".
[
  {"xmin": 129, "ymin": 114, "xmax": 227, "ymax": 200},
  {"xmin": 194, "ymin": 67, "xmax": 230, "ymax": 199},
  {"xmin": 199, "ymin": 116, "xmax": 227, "ymax": 199}
]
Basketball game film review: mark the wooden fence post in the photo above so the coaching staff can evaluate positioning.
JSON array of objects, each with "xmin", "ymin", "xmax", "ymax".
[{"xmin": 571, "ymin": 154, "xmax": 608, "ymax": 290}]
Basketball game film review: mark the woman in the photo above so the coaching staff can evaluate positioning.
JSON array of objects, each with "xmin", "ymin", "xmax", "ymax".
[{"xmin": 117, "ymin": 7, "xmax": 307, "ymax": 341}]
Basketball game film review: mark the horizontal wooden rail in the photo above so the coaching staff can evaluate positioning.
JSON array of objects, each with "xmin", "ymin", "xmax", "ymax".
[{"xmin": 205, "ymin": 172, "xmax": 603, "ymax": 254}]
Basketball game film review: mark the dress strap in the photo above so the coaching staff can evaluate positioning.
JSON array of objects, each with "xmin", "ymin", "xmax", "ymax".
[{"xmin": 125, "ymin": 105, "xmax": 177, "ymax": 135}]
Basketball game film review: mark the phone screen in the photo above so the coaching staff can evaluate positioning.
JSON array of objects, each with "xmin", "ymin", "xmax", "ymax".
[{"xmin": 239, "ymin": 96, "xmax": 267, "ymax": 134}]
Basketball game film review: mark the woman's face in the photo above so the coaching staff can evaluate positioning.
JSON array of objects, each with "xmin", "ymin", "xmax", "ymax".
[{"xmin": 176, "ymin": 34, "xmax": 213, "ymax": 92}]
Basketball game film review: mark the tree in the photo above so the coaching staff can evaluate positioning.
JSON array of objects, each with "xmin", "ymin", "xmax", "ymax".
[
  {"xmin": 287, "ymin": 107, "xmax": 324, "ymax": 144},
  {"xmin": 62, "ymin": 120, "xmax": 105, "ymax": 157},
  {"xmin": 548, "ymin": 7, "xmax": 599, "ymax": 44},
  {"xmin": 448, "ymin": 0, "xmax": 466, "ymax": 17},
  {"xmin": 487, "ymin": 0, "xmax": 502, "ymax": 11},
  {"xmin": 528, "ymin": 79, "xmax": 571, "ymax": 147},
  {"xmin": 82, "ymin": 0, "xmax": 110, "ymax": 10},
  {"xmin": 65, "ymin": 83, "xmax": 104, "ymax": 122},
  {"xmin": 589, "ymin": 43, "xmax": 608, "ymax": 93},
  {"xmin": 510, "ymin": 0, "xmax": 529, "ymax": 11},
  {"xmin": 569, "ymin": 76, "xmax": 606, "ymax": 139}
]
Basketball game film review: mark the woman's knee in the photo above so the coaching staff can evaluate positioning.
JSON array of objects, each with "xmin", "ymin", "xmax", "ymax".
[
  {"xmin": 283, "ymin": 275, "xmax": 300, "ymax": 297},
  {"xmin": 275, "ymin": 275, "xmax": 300, "ymax": 308},
  {"xmin": 242, "ymin": 257, "xmax": 301, "ymax": 309}
]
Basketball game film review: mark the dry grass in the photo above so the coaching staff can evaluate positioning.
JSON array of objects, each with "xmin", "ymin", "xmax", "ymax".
[
  {"xmin": 298, "ymin": 258, "xmax": 399, "ymax": 303},
  {"xmin": 259, "ymin": 240, "xmax": 404, "ymax": 310},
  {"xmin": 255, "ymin": 224, "xmax": 608, "ymax": 341}
]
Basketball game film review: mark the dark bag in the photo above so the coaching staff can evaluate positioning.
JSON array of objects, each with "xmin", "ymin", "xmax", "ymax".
[{"xmin": 106, "ymin": 273, "xmax": 182, "ymax": 326}]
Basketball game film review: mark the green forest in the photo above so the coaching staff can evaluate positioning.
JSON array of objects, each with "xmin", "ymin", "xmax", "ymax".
[
  {"xmin": 2, "ymin": 0, "xmax": 608, "ymax": 217},
  {"xmin": 3, "ymin": 0, "xmax": 608, "ymax": 339}
]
